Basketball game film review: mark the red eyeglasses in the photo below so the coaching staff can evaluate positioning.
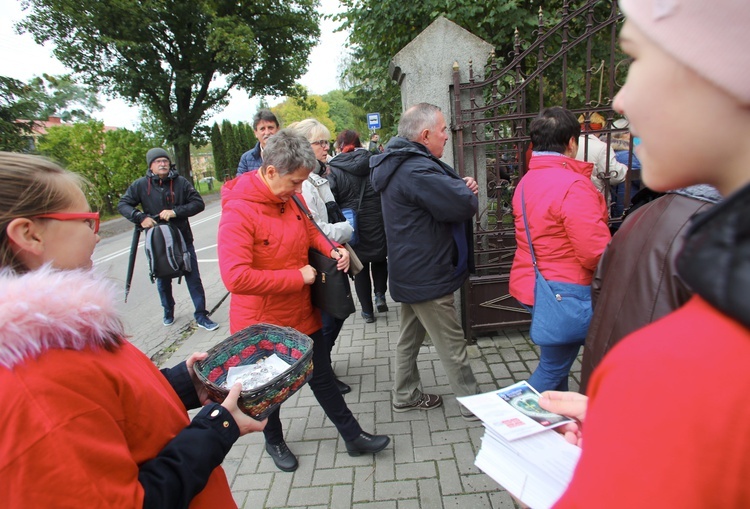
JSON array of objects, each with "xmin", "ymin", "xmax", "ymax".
[{"xmin": 33, "ymin": 212, "xmax": 100, "ymax": 234}]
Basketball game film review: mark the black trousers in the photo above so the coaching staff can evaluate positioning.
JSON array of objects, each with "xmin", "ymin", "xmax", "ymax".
[
  {"xmin": 263, "ymin": 329, "xmax": 362, "ymax": 444},
  {"xmin": 354, "ymin": 260, "xmax": 388, "ymax": 314}
]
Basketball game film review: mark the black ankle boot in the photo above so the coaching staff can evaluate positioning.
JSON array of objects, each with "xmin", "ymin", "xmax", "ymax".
[
  {"xmin": 265, "ymin": 440, "xmax": 298, "ymax": 472},
  {"xmin": 345, "ymin": 432, "xmax": 390, "ymax": 457},
  {"xmin": 335, "ymin": 377, "xmax": 352, "ymax": 394}
]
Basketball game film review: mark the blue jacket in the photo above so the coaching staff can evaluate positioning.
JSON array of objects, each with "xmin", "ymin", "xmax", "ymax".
[
  {"xmin": 370, "ymin": 137, "xmax": 477, "ymax": 303},
  {"xmin": 237, "ymin": 142, "xmax": 262, "ymax": 176}
]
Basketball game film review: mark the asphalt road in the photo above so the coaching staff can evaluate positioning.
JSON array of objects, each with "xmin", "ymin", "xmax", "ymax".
[{"xmin": 93, "ymin": 195, "xmax": 227, "ymax": 360}]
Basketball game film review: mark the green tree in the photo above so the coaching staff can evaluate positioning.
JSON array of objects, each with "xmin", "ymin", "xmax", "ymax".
[
  {"xmin": 237, "ymin": 121, "xmax": 255, "ymax": 154},
  {"xmin": 272, "ymin": 95, "xmax": 336, "ymax": 137},
  {"xmin": 100, "ymin": 129, "xmax": 155, "ymax": 211},
  {"xmin": 1, "ymin": 73, "xmax": 101, "ymax": 153},
  {"xmin": 37, "ymin": 121, "xmax": 150, "ymax": 214},
  {"xmin": 221, "ymin": 121, "xmax": 240, "ymax": 172},
  {"xmin": 0, "ymin": 76, "xmax": 35, "ymax": 151},
  {"xmin": 19, "ymin": 0, "xmax": 320, "ymax": 180},
  {"xmin": 211, "ymin": 122, "xmax": 228, "ymax": 180},
  {"xmin": 25, "ymin": 73, "xmax": 101, "ymax": 122},
  {"xmin": 230, "ymin": 122, "xmax": 245, "ymax": 172},
  {"xmin": 334, "ymin": 0, "xmax": 566, "ymax": 129},
  {"xmin": 322, "ymin": 89, "xmax": 368, "ymax": 139}
]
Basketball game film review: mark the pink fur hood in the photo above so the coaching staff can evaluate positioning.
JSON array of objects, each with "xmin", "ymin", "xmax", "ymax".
[{"xmin": 0, "ymin": 266, "xmax": 125, "ymax": 369}]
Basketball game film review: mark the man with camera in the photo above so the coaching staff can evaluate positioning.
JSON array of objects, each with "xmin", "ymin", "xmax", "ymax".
[{"xmin": 118, "ymin": 148, "xmax": 219, "ymax": 330}]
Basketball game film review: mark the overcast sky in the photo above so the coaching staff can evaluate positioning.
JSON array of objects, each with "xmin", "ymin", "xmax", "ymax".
[{"xmin": 0, "ymin": 0, "xmax": 349, "ymax": 129}]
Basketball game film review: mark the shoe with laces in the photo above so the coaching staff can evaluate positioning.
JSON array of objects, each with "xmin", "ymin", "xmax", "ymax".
[
  {"xmin": 163, "ymin": 308, "xmax": 174, "ymax": 327},
  {"xmin": 392, "ymin": 393, "xmax": 443, "ymax": 412},
  {"xmin": 361, "ymin": 311, "xmax": 375, "ymax": 323},
  {"xmin": 265, "ymin": 441, "xmax": 298, "ymax": 472},
  {"xmin": 196, "ymin": 315, "xmax": 219, "ymax": 331}
]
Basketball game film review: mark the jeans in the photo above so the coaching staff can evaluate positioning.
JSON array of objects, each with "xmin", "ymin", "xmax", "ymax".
[
  {"xmin": 263, "ymin": 329, "xmax": 362, "ymax": 445},
  {"xmin": 522, "ymin": 303, "xmax": 582, "ymax": 392},
  {"xmin": 156, "ymin": 243, "xmax": 208, "ymax": 319},
  {"xmin": 353, "ymin": 260, "xmax": 388, "ymax": 314}
]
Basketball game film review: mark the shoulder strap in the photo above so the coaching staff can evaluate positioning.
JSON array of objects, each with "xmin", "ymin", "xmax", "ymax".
[
  {"xmin": 520, "ymin": 186, "xmax": 538, "ymax": 268},
  {"xmin": 291, "ymin": 195, "xmax": 338, "ymax": 253}
]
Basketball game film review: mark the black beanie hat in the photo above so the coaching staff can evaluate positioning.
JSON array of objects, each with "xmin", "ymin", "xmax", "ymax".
[{"xmin": 146, "ymin": 148, "xmax": 171, "ymax": 167}]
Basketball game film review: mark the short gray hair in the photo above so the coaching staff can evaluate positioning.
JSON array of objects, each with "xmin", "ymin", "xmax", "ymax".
[
  {"xmin": 397, "ymin": 103, "xmax": 442, "ymax": 141},
  {"xmin": 261, "ymin": 129, "xmax": 317, "ymax": 175}
]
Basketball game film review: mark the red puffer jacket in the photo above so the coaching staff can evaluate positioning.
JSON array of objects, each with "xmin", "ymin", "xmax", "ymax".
[
  {"xmin": 218, "ymin": 171, "xmax": 336, "ymax": 335},
  {"xmin": 509, "ymin": 154, "xmax": 610, "ymax": 306}
]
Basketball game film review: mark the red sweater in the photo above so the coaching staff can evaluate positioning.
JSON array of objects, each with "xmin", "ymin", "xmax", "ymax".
[
  {"xmin": 218, "ymin": 171, "xmax": 335, "ymax": 334},
  {"xmin": 555, "ymin": 296, "xmax": 750, "ymax": 507},
  {"xmin": 510, "ymin": 154, "xmax": 610, "ymax": 305}
]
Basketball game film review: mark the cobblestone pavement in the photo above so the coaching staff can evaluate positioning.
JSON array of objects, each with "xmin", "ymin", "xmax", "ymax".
[{"xmin": 155, "ymin": 288, "xmax": 582, "ymax": 509}]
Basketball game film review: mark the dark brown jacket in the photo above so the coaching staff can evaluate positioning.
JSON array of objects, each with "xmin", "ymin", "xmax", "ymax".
[{"xmin": 580, "ymin": 186, "xmax": 720, "ymax": 393}]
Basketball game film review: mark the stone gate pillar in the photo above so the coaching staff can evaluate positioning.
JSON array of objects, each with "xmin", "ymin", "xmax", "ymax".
[
  {"xmin": 388, "ymin": 17, "xmax": 494, "ymax": 335},
  {"xmin": 389, "ymin": 16, "xmax": 494, "ymax": 171}
]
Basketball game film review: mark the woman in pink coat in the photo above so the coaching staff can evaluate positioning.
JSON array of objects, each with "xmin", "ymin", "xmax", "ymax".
[
  {"xmin": 510, "ymin": 107, "xmax": 611, "ymax": 392},
  {"xmin": 218, "ymin": 130, "xmax": 390, "ymax": 472}
]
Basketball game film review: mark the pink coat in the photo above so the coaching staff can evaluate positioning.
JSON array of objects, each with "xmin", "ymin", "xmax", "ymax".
[
  {"xmin": 218, "ymin": 171, "xmax": 336, "ymax": 335},
  {"xmin": 509, "ymin": 154, "xmax": 610, "ymax": 306}
]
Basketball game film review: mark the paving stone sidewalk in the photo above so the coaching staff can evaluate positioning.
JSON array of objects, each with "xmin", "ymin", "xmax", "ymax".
[{"xmin": 163, "ymin": 293, "xmax": 582, "ymax": 509}]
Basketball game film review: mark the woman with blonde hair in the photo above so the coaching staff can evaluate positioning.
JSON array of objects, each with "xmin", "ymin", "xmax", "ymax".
[{"xmin": 288, "ymin": 119, "xmax": 358, "ymax": 393}]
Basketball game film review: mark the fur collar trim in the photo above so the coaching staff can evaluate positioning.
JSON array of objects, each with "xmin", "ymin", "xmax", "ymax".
[{"xmin": 0, "ymin": 266, "xmax": 125, "ymax": 369}]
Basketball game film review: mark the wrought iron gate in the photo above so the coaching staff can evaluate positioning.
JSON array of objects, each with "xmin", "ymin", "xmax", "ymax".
[{"xmin": 452, "ymin": 0, "xmax": 635, "ymax": 338}]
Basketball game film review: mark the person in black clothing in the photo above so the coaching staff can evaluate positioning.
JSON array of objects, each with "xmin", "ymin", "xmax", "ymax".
[
  {"xmin": 328, "ymin": 130, "xmax": 388, "ymax": 322},
  {"xmin": 118, "ymin": 148, "xmax": 219, "ymax": 331}
]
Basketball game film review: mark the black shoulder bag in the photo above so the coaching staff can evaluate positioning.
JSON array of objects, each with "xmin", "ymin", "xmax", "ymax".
[{"xmin": 292, "ymin": 195, "xmax": 356, "ymax": 320}]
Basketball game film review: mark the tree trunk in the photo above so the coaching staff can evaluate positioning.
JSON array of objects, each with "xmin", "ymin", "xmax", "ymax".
[{"xmin": 173, "ymin": 139, "xmax": 194, "ymax": 185}]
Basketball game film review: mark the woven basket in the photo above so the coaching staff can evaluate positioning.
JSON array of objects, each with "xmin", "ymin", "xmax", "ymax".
[{"xmin": 194, "ymin": 323, "xmax": 314, "ymax": 420}]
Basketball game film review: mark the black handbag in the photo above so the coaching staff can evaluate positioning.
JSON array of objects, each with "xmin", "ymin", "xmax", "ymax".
[{"xmin": 292, "ymin": 195, "xmax": 356, "ymax": 320}]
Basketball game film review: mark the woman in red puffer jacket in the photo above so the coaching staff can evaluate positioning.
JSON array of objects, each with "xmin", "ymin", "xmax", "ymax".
[{"xmin": 218, "ymin": 130, "xmax": 390, "ymax": 473}]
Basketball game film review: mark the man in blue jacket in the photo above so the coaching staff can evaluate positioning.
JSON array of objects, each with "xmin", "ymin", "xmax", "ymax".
[
  {"xmin": 236, "ymin": 109, "xmax": 279, "ymax": 177},
  {"xmin": 370, "ymin": 103, "xmax": 479, "ymax": 420}
]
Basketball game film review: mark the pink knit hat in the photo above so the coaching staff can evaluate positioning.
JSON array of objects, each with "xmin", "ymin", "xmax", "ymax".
[{"xmin": 620, "ymin": 0, "xmax": 750, "ymax": 105}]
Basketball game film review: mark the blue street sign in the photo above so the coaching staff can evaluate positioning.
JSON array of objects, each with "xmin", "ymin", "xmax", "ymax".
[{"xmin": 367, "ymin": 112, "xmax": 381, "ymax": 130}]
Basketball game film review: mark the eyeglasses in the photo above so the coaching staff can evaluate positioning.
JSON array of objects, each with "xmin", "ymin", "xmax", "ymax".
[
  {"xmin": 311, "ymin": 140, "xmax": 330, "ymax": 147},
  {"xmin": 34, "ymin": 212, "xmax": 100, "ymax": 234}
]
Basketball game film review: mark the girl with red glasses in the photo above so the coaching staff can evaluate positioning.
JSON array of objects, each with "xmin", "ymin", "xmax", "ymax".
[{"xmin": 0, "ymin": 152, "xmax": 264, "ymax": 508}]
